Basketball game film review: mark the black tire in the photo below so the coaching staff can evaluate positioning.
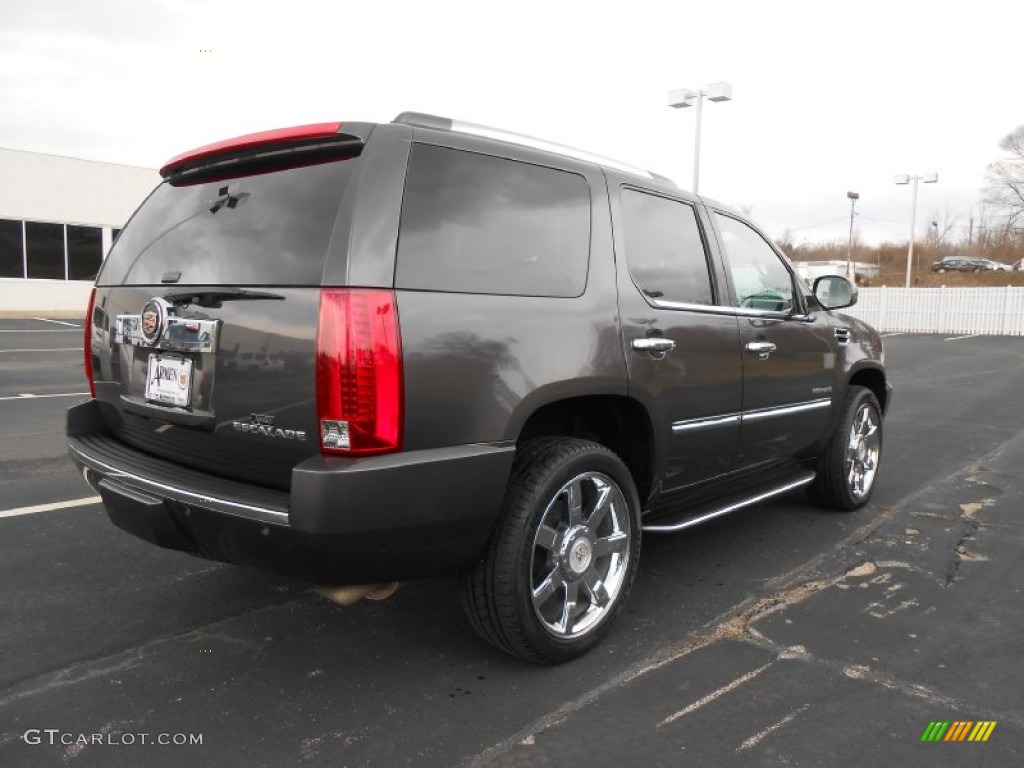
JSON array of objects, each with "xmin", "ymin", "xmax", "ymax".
[
  {"xmin": 810, "ymin": 385, "xmax": 883, "ymax": 511},
  {"xmin": 460, "ymin": 438, "xmax": 642, "ymax": 663}
]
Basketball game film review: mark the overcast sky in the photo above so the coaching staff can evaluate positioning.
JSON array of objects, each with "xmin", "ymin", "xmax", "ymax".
[{"xmin": 2, "ymin": 0, "xmax": 1021, "ymax": 247}]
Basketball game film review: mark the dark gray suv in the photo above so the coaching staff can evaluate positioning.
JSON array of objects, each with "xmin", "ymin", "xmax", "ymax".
[{"xmin": 69, "ymin": 113, "xmax": 890, "ymax": 663}]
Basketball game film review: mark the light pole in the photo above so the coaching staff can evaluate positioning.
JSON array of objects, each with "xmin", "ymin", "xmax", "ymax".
[
  {"xmin": 668, "ymin": 82, "xmax": 733, "ymax": 194},
  {"xmin": 846, "ymin": 191, "xmax": 859, "ymax": 281},
  {"xmin": 895, "ymin": 173, "xmax": 938, "ymax": 288}
]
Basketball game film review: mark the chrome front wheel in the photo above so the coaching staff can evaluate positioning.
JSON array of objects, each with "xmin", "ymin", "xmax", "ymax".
[
  {"xmin": 846, "ymin": 403, "xmax": 880, "ymax": 499},
  {"xmin": 810, "ymin": 385, "xmax": 884, "ymax": 511}
]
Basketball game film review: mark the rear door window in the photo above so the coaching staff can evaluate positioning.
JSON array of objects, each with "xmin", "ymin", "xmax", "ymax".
[
  {"xmin": 99, "ymin": 156, "xmax": 359, "ymax": 286},
  {"xmin": 619, "ymin": 189, "xmax": 714, "ymax": 305},
  {"xmin": 396, "ymin": 144, "xmax": 591, "ymax": 297}
]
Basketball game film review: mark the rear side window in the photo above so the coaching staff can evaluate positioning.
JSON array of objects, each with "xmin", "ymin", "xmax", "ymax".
[
  {"xmin": 99, "ymin": 157, "xmax": 358, "ymax": 286},
  {"xmin": 396, "ymin": 144, "xmax": 590, "ymax": 297},
  {"xmin": 620, "ymin": 189, "xmax": 713, "ymax": 305}
]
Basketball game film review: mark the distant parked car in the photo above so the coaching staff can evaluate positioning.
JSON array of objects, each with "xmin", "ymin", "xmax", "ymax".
[
  {"xmin": 931, "ymin": 256, "xmax": 983, "ymax": 273},
  {"xmin": 977, "ymin": 259, "xmax": 1013, "ymax": 272},
  {"xmin": 1012, "ymin": 258, "xmax": 1023, "ymax": 272}
]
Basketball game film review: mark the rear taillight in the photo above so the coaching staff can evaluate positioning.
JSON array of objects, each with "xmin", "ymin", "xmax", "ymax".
[
  {"xmin": 84, "ymin": 287, "xmax": 96, "ymax": 399},
  {"xmin": 316, "ymin": 289, "xmax": 403, "ymax": 456}
]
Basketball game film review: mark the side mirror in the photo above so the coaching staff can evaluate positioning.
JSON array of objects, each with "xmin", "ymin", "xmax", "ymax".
[{"xmin": 813, "ymin": 275, "xmax": 858, "ymax": 310}]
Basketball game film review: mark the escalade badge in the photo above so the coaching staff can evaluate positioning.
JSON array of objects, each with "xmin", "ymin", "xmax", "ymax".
[{"xmin": 232, "ymin": 413, "xmax": 307, "ymax": 441}]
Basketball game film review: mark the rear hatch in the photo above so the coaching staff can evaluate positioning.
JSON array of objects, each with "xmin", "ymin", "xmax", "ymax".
[{"xmin": 88, "ymin": 124, "xmax": 369, "ymax": 489}]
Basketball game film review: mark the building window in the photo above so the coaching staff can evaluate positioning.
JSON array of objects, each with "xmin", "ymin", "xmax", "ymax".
[
  {"xmin": 0, "ymin": 219, "xmax": 23, "ymax": 278},
  {"xmin": 67, "ymin": 225, "xmax": 103, "ymax": 280},
  {"xmin": 25, "ymin": 221, "xmax": 66, "ymax": 280}
]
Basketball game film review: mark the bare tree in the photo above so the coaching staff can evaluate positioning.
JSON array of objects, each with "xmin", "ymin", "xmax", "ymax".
[
  {"xmin": 775, "ymin": 228, "xmax": 798, "ymax": 256},
  {"xmin": 984, "ymin": 126, "xmax": 1024, "ymax": 226},
  {"xmin": 925, "ymin": 206, "xmax": 960, "ymax": 247}
]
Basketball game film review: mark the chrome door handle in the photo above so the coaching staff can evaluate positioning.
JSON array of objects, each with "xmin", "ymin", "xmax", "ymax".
[
  {"xmin": 632, "ymin": 337, "xmax": 676, "ymax": 353},
  {"xmin": 746, "ymin": 341, "xmax": 777, "ymax": 359}
]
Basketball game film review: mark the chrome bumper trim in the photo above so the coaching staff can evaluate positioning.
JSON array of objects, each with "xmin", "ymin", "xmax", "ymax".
[{"xmin": 69, "ymin": 441, "xmax": 290, "ymax": 527}]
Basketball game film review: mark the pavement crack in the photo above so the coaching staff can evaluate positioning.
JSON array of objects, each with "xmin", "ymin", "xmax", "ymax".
[
  {"xmin": 0, "ymin": 593, "xmax": 315, "ymax": 707},
  {"xmin": 734, "ymin": 625, "xmax": 1012, "ymax": 723},
  {"xmin": 945, "ymin": 518, "xmax": 984, "ymax": 587},
  {"xmin": 0, "ymin": 648, "xmax": 146, "ymax": 709}
]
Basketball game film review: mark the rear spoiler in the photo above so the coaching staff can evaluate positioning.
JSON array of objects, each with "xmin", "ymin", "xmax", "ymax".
[{"xmin": 159, "ymin": 122, "xmax": 372, "ymax": 179}]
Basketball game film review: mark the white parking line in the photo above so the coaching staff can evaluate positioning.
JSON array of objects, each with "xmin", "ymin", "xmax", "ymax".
[
  {"xmin": 0, "ymin": 329, "xmax": 80, "ymax": 333},
  {"xmin": 0, "ymin": 496, "xmax": 101, "ymax": 519},
  {"xmin": 32, "ymin": 318, "xmax": 81, "ymax": 327},
  {"xmin": 658, "ymin": 663, "xmax": 774, "ymax": 727},
  {"xmin": 880, "ymin": 332, "xmax": 905, "ymax": 337},
  {"xmin": 0, "ymin": 348, "xmax": 80, "ymax": 353},
  {"xmin": 944, "ymin": 334, "xmax": 978, "ymax": 341},
  {"xmin": 0, "ymin": 392, "xmax": 89, "ymax": 401}
]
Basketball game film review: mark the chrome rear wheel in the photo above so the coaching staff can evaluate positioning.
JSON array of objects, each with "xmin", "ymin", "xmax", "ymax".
[
  {"xmin": 530, "ymin": 472, "xmax": 632, "ymax": 639},
  {"xmin": 461, "ymin": 439, "xmax": 641, "ymax": 663}
]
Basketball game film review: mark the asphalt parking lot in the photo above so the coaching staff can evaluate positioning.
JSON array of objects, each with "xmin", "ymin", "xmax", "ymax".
[{"xmin": 0, "ymin": 319, "xmax": 1021, "ymax": 767}]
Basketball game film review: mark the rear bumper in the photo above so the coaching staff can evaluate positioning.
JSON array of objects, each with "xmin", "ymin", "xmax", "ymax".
[{"xmin": 68, "ymin": 399, "xmax": 514, "ymax": 583}]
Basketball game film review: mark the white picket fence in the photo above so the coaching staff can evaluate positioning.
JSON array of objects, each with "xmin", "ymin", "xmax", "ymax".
[{"xmin": 845, "ymin": 286, "xmax": 1024, "ymax": 336}]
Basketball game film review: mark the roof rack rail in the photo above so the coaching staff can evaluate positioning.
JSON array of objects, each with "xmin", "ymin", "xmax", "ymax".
[{"xmin": 393, "ymin": 111, "xmax": 671, "ymax": 183}]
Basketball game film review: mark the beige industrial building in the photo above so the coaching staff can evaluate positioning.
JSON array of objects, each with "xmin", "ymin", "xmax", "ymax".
[{"xmin": 0, "ymin": 148, "xmax": 158, "ymax": 313}]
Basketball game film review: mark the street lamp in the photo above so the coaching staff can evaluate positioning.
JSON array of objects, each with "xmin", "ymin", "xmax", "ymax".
[
  {"xmin": 668, "ymin": 82, "xmax": 733, "ymax": 194},
  {"xmin": 846, "ymin": 191, "xmax": 860, "ymax": 281},
  {"xmin": 895, "ymin": 172, "xmax": 938, "ymax": 288}
]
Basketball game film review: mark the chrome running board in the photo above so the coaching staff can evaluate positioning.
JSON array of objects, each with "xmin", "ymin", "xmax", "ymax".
[{"xmin": 642, "ymin": 471, "xmax": 816, "ymax": 534}]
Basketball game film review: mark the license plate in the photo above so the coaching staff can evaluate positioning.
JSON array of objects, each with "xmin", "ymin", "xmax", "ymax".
[{"xmin": 145, "ymin": 354, "xmax": 193, "ymax": 407}]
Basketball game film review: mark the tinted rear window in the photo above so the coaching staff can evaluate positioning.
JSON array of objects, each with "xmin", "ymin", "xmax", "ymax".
[
  {"xmin": 620, "ymin": 189, "xmax": 714, "ymax": 305},
  {"xmin": 396, "ymin": 144, "xmax": 590, "ymax": 297},
  {"xmin": 99, "ymin": 157, "xmax": 357, "ymax": 286}
]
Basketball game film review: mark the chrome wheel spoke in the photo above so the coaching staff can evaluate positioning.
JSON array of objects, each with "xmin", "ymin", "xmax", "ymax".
[
  {"xmin": 593, "ymin": 531, "xmax": 628, "ymax": 558},
  {"xmin": 532, "ymin": 569, "xmax": 564, "ymax": 609},
  {"xmin": 566, "ymin": 480, "xmax": 584, "ymax": 527},
  {"xmin": 857, "ymin": 410, "xmax": 871, "ymax": 433},
  {"xmin": 586, "ymin": 482, "xmax": 612, "ymax": 533},
  {"xmin": 583, "ymin": 568, "xmax": 610, "ymax": 608},
  {"xmin": 555, "ymin": 581, "xmax": 580, "ymax": 635},
  {"xmin": 535, "ymin": 524, "xmax": 560, "ymax": 552}
]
